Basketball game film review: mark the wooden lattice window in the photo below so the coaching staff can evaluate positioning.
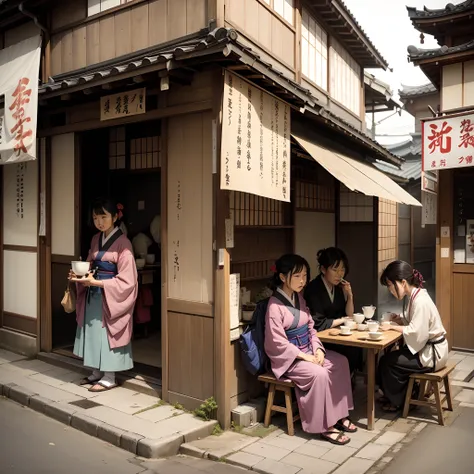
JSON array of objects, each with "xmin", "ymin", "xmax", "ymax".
[
  {"xmin": 109, "ymin": 126, "xmax": 126, "ymax": 170},
  {"xmin": 229, "ymin": 191, "xmax": 286, "ymax": 226},
  {"xmin": 295, "ymin": 180, "xmax": 335, "ymax": 212},
  {"xmin": 378, "ymin": 198, "xmax": 397, "ymax": 266},
  {"xmin": 130, "ymin": 136, "xmax": 160, "ymax": 170}
]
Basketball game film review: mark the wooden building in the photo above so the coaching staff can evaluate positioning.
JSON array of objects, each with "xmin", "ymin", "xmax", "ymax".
[
  {"xmin": 1, "ymin": 0, "xmax": 420, "ymax": 428},
  {"xmin": 374, "ymin": 83, "xmax": 440, "ymax": 299},
  {"xmin": 407, "ymin": 0, "xmax": 474, "ymax": 352}
]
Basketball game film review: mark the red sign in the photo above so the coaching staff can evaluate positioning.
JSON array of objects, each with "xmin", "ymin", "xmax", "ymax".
[{"xmin": 422, "ymin": 112, "xmax": 474, "ymax": 171}]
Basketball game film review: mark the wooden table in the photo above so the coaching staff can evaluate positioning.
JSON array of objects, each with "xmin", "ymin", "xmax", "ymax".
[{"xmin": 317, "ymin": 328, "xmax": 402, "ymax": 430}]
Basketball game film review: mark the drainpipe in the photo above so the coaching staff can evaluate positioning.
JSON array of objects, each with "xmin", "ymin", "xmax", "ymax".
[{"xmin": 18, "ymin": 2, "xmax": 50, "ymax": 82}]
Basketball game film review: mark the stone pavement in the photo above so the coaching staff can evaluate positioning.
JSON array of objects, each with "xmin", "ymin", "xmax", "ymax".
[
  {"xmin": 0, "ymin": 348, "xmax": 217, "ymax": 459},
  {"xmin": 181, "ymin": 350, "xmax": 474, "ymax": 474}
]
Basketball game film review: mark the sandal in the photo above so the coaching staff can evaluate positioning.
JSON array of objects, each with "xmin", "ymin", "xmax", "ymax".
[
  {"xmin": 320, "ymin": 430, "xmax": 350, "ymax": 446},
  {"xmin": 335, "ymin": 418, "xmax": 358, "ymax": 433},
  {"xmin": 79, "ymin": 376, "xmax": 101, "ymax": 386},
  {"xmin": 88, "ymin": 381, "xmax": 118, "ymax": 392}
]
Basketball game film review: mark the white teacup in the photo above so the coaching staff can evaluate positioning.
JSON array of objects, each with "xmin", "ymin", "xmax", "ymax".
[
  {"xmin": 381, "ymin": 321, "xmax": 391, "ymax": 330},
  {"xmin": 353, "ymin": 313, "xmax": 365, "ymax": 324},
  {"xmin": 368, "ymin": 331, "xmax": 383, "ymax": 341},
  {"xmin": 357, "ymin": 323, "xmax": 368, "ymax": 331},
  {"xmin": 340, "ymin": 326, "xmax": 351, "ymax": 335},
  {"xmin": 344, "ymin": 320, "xmax": 357, "ymax": 330},
  {"xmin": 367, "ymin": 322, "xmax": 380, "ymax": 332},
  {"xmin": 381, "ymin": 312, "xmax": 393, "ymax": 322},
  {"xmin": 71, "ymin": 261, "xmax": 90, "ymax": 277}
]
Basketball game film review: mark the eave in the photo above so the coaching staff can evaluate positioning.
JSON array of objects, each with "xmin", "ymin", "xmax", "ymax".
[{"xmin": 306, "ymin": 0, "xmax": 389, "ymax": 69}]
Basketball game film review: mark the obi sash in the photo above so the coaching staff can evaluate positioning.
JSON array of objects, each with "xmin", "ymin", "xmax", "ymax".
[
  {"xmin": 286, "ymin": 324, "xmax": 312, "ymax": 353},
  {"xmin": 427, "ymin": 335, "xmax": 446, "ymax": 370},
  {"xmin": 88, "ymin": 229, "xmax": 122, "ymax": 297}
]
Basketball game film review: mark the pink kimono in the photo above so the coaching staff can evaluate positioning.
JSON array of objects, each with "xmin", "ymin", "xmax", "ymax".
[
  {"xmin": 264, "ymin": 292, "xmax": 354, "ymax": 433},
  {"xmin": 76, "ymin": 232, "xmax": 138, "ymax": 349}
]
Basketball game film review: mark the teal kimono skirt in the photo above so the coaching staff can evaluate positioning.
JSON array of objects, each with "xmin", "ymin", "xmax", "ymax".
[{"xmin": 73, "ymin": 261, "xmax": 133, "ymax": 372}]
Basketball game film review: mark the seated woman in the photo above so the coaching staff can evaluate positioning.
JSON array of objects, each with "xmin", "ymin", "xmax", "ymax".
[
  {"xmin": 264, "ymin": 254, "xmax": 356, "ymax": 446},
  {"xmin": 304, "ymin": 247, "xmax": 362, "ymax": 375},
  {"xmin": 378, "ymin": 260, "xmax": 449, "ymax": 412}
]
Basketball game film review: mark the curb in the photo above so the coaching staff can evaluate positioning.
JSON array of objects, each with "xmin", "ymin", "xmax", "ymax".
[{"xmin": 0, "ymin": 381, "xmax": 217, "ymax": 459}]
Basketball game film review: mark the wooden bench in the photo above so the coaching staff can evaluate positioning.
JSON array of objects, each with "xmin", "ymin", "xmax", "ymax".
[
  {"xmin": 402, "ymin": 362, "xmax": 455, "ymax": 426},
  {"xmin": 258, "ymin": 373, "xmax": 300, "ymax": 436}
]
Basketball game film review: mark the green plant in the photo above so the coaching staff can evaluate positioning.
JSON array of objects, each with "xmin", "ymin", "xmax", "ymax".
[
  {"xmin": 212, "ymin": 423, "xmax": 223, "ymax": 436},
  {"xmin": 173, "ymin": 402, "xmax": 185, "ymax": 411},
  {"xmin": 231, "ymin": 421, "xmax": 243, "ymax": 433},
  {"xmin": 194, "ymin": 397, "xmax": 218, "ymax": 421}
]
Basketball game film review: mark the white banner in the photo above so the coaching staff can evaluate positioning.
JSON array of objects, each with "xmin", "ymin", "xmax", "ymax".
[
  {"xmin": 422, "ymin": 112, "xmax": 474, "ymax": 171},
  {"xmin": 221, "ymin": 71, "xmax": 291, "ymax": 202},
  {"xmin": 0, "ymin": 35, "xmax": 42, "ymax": 165}
]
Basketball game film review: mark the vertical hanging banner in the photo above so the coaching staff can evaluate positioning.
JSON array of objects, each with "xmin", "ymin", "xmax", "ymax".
[
  {"xmin": 221, "ymin": 70, "xmax": 291, "ymax": 202},
  {"xmin": 0, "ymin": 35, "xmax": 42, "ymax": 165}
]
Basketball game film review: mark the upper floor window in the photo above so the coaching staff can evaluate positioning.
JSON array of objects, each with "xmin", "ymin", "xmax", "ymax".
[
  {"xmin": 330, "ymin": 39, "xmax": 361, "ymax": 116},
  {"xmin": 301, "ymin": 9, "xmax": 328, "ymax": 91},
  {"xmin": 262, "ymin": 0, "xmax": 294, "ymax": 25},
  {"xmin": 88, "ymin": 0, "xmax": 134, "ymax": 17}
]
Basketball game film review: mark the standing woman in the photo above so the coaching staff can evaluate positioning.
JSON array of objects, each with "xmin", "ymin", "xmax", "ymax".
[
  {"xmin": 265, "ymin": 254, "xmax": 356, "ymax": 446},
  {"xmin": 304, "ymin": 248, "xmax": 362, "ymax": 375},
  {"xmin": 70, "ymin": 197, "xmax": 138, "ymax": 392},
  {"xmin": 378, "ymin": 260, "xmax": 448, "ymax": 412}
]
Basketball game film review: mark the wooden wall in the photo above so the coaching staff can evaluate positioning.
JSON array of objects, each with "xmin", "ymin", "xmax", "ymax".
[
  {"xmin": 442, "ymin": 60, "xmax": 474, "ymax": 111},
  {"xmin": 50, "ymin": 0, "xmax": 208, "ymax": 76},
  {"xmin": 166, "ymin": 110, "xmax": 214, "ymax": 408},
  {"xmin": 225, "ymin": 0, "xmax": 296, "ymax": 79}
]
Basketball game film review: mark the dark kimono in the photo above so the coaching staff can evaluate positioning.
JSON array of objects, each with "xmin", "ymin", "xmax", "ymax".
[{"xmin": 304, "ymin": 274, "xmax": 362, "ymax": 374}]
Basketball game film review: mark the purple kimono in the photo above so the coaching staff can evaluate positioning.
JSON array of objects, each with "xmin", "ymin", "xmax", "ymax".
[{"xmin": 264, "ymin": 291, "xmax": 354, "ymax": 433}]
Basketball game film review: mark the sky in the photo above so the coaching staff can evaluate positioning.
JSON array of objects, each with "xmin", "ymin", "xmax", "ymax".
[{"xmin": 343, "ymin": 0, "xmax": 450, "ymax": 145}]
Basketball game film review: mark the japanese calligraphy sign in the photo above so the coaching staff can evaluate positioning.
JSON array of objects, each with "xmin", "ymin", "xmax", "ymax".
[
  {"xmin": 221, "ymin": 71, "xmax": 291, "ymax": 202},
  {"xmin": 100, "ymin": 88, "xmax": 146, "ymax": 121},
  {"xmin": 0, "ymin": 36, "xmax": 41, "ymax": 165},
  {"xmin": 422, "ymin": 112, "xmax": 474, "ymax": 171}
]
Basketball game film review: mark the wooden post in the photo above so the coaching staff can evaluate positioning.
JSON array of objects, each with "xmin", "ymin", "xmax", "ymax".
[
  {"xmin": 213, "ymin": 70, "xmax": 231, "ymax": 429},
  {"xmin": 294, "ymin": 0, "xmax": 302, "ymax": 84}
]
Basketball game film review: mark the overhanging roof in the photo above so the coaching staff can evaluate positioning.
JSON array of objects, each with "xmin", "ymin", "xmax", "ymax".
[
  {"xmin": 364, "ymin": 73, "xmax": 401, "ymax": 113},
  {"xmin": 37, "ymin": 27, "xmax": 402, "ymax": 167},
  {"xmin": 306, "ymin": 0, "xmax": 389, "ymax": 69},
  {"xmin": 407, "ymin": 0, "xmax": 474, "ymax": 19},
  {"xmin": 399, "ymin": 82, "xmax": 437, "ymax": 100},
  {"xmin": 292, "ymin": 133, "xmax": 421, "ymax": 206},
  {"xmin": 407, "ymin": 40, "xmax": 474, "ymax": 87}
]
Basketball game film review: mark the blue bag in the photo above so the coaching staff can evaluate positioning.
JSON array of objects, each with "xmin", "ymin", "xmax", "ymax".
[{"xmin": 239, "ymin": 298, "xmax": 269, "ymax": 375}]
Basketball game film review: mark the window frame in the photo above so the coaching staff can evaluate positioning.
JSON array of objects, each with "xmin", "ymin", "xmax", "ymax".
[
  {"xmin": 87, "ymin": 0, "xmax": 135, "ymax": 17},
  {"xmin": 301, "ymin": 8, "xmax": 328, "ymax": 92},
  {"xmin": 260, "ymin": 0, "xmax": 295, "ymax": 27}
]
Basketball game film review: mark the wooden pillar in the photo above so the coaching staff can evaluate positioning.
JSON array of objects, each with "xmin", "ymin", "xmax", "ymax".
[
  {"xmin": 436, "ymin": 169, "xmax": 453, "ymax": 345},
  {"xmin": 213, "ymin": 72, "xmax": 232, "ymax": 429}
]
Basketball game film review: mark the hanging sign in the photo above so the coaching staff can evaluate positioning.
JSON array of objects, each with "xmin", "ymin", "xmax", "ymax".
[
  {"xmin": 100, "ymin": 88, "xmax": 146, "ymax": 121},
  {"xmin": 0, "ymin": 36, "xmax": 42, "ymax": 165},
  {"xmin": 221, "ymin": 71, "xmax": 291, "ymax": 202},
  {"xmin": 422, "ymin": 112, "xmax": 474, "ymax": 171}
]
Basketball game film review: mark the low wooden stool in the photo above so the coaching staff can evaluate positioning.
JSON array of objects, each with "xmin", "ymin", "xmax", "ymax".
[
  {"xmin": 402, "ymin": 362, "xmax": 455, "ymax": 426},
  {"xmin": 258, "ymin": 373, "xmax": 300, "ymax": 436}
]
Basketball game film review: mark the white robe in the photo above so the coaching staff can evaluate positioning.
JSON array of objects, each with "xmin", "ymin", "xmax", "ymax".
[{"xmin": 400, "ymin": 289, "xmax": 449, "ymax": 371}]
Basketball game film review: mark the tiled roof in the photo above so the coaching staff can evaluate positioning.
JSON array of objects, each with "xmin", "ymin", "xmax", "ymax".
[
  {"xmin": 399, "ymin": 83, "xmax": 437, "ymax": 98},
  {"xmin": 407, "ymin": 1, "xmax": 474, "ymax": 19},
  {"xmin": 408, "ymin": 39, "xmax": 474, "ymax": 62},
  {"xmin": 39, "ymin": 27, "xmax": 401, "ymax": 167},
  {"xmin": 375, "ymin": 134, "xmax": 422, "ymax": 181}
]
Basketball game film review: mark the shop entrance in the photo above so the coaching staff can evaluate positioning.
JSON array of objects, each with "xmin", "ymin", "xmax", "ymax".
[{"xmin": 51, "ymin": 121, "xmax": 163, "ymax": 380}]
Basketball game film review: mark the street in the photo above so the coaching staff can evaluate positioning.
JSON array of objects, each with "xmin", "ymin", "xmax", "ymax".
[
  {"xmin": 383, "ymin": 406, "xmax": 474, "ymax": 474},
  {"xmin": 0, "ymin": 397, "xmax": 246, "ymax": 474}
]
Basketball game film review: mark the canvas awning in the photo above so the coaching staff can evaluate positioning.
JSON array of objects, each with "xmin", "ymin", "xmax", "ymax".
[{"xmin": 292, "ymin": 134, "xmax": 422, "ymax": 207}]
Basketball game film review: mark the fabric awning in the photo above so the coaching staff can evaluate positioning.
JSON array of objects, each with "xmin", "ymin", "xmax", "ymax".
[{"xmin": 292, "ymin": 134, "xmax": 422, "ymax": 207}]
